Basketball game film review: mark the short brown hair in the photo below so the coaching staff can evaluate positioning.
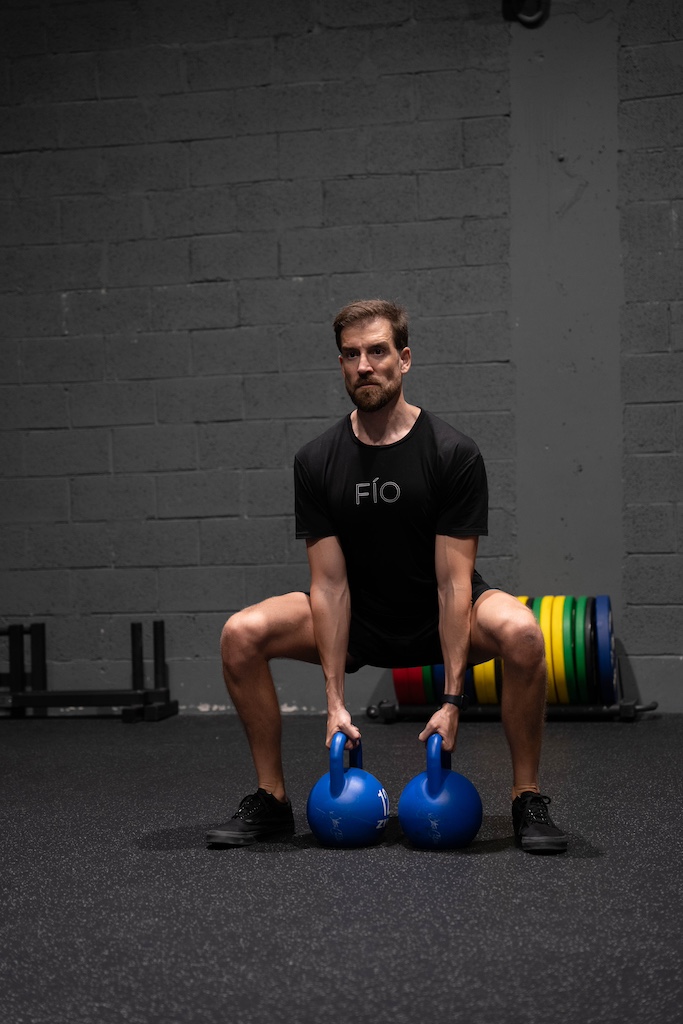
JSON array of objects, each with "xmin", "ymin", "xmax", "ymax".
[{"xmin": 333, "ymin": 299, "xmax": 409, "ymax": 352}]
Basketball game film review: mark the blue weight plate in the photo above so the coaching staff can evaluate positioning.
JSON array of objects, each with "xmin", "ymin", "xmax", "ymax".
[
  {"xmin": 432, "ymin": 663, "xmax": 445, "ymax": 703},
  {"xmin": 594, "ymin": 595, "xmax": 617, "ymax": 704},
  {"xmin": 464, "ymin": 667, "xmax": 476, "ymax": 703}
]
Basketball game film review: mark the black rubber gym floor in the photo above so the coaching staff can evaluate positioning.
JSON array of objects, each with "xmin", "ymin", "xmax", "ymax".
[{"xmin": 2, "ymin": 712, "xmax": 682, "ymax": 1024}]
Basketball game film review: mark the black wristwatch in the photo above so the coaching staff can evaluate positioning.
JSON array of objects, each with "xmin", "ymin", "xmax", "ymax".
[{"xmin": 442, "ymin": 693, "xmax": 470, "ymax": 710}]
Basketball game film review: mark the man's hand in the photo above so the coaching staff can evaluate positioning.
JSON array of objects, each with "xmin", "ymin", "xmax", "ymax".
[
  {"xmin": 418, "ymin": 704, "xmax": 460, "ymax": 752},
  {"xmin": 326, "ymin": 706, "xmax": 361, "ymax": 749}
]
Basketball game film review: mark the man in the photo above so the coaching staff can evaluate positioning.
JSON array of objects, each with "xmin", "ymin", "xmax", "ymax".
[{"xmin": 207, "ymin": 299, "xmax": 567, "ymax": 853}]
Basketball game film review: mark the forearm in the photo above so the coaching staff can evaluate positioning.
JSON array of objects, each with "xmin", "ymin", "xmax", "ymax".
[
  {"xmin": 309, "ymin": 581, "xmax": 350, "ymax": 710},
  {"xmin": 438, "ymin": 581, "xmax": 473, "ymax": 696}
]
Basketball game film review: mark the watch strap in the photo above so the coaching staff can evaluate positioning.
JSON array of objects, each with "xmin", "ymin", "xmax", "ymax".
[{"xmin": 442, "ymin": 693, "xmax": 470, "ymax": 710}]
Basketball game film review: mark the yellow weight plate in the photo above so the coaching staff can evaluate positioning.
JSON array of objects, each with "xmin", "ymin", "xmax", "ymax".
[
  {"xmin": 539, "ymin": 595, "xmax": 558, "ymax": 704},
  {"xmin": 551, "ymin": 595, "xmax": 569, "ymax": 703},
  {"xmin": 473, "ymin": 660, "xmax": 497, "ymax": 704}
]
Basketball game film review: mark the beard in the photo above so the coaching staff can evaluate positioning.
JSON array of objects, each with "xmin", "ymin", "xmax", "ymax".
[{"xmin": 346, "ymin": 374, "xmax": 402, "ymax": 412}]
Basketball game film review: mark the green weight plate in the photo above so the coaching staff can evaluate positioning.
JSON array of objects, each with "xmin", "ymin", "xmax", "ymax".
[
  {"xmin": 573, "ymin": 596, "xmax": 589, "ymax": 703},
  {"xmin": 562, "ymin": 596, "xmax": 578, "ymax": 704},
  {"xmin": 422, "ymin": 664, "xmax": 436, "ymax": 705}
]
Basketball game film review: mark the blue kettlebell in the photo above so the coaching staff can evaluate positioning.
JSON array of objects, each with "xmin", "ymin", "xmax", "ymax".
[
  {"xmin": 306, "ymin": 732, "xmax": 390, "ymax": 848},
  {"xmin": 398, "ymin": 734, "xmax": 483, "ymax": 849}
]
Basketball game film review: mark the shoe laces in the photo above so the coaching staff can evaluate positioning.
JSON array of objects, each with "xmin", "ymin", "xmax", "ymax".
[
  {"xmin": 232, "ymin": 791, "xmax": 265, "ymax": 820},
  {"xmin": 520, "ymin": 793, "xmax": 553, "ymax": 825}
]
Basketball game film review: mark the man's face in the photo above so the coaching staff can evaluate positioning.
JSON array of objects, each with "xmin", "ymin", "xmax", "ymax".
[{"xmin": 338, "ymin": 317, "xmax": 411, "ymax": 412}]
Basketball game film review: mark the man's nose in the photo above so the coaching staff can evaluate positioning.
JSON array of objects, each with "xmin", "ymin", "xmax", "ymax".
[{"xmin": 358, "ymin": 351, "xmax": 372, "ymax": 373}]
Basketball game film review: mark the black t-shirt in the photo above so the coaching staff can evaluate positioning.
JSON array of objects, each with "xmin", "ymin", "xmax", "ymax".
[{"xmin": 294, "ymin": 409, "xmax": 488, "ymax": 664}]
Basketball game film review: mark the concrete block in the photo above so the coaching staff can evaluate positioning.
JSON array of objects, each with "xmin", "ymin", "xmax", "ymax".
[
  {"xmin": 623, "ymin": 404, "xmax": 676, "ymax": 453},
  {"xmin": 158, "ymin": 566, "xmax": 245, "ymax": 613},
  {"xmin": 58, "ymin": 100, "xmax": 148, "ymax": 150},
  {"xmin": 0, "ymin": 431, "xmax": 23, "ymax": 475},
  {"xmin": 463, "ymin": 116, "xmax": 510, "ymax": 167},
  {"xmin": 113, "ymin": 425, "xmax": 197, "ymax": 473},
  {"xmin": 200, "ymin": 517, "xmax": 288, "ymax": 565},
  {"xmin": 0, "ymin": 526, "xmax": 27, "ymax": 570},
  {"xmin": 22, "ymin": 337, "xmax": 104, "ymax": 383},
  {"xmin": 71, "ymin": 474, "xmax": 156, "ymax": 522},
  {"xmin": 464, "ymin": 217, "xmax": 509, "ymax": 265},
  {"xmin": 192, "ymin": 327, "xmax": 279, "ymax": 377},
  {"xmin": 624, "ymin": 503, "xmax": 676, "ymax": 553},
  {"xmin": 419, "ymin": 167, "xmax": 508, "ymax": 219},
  {"xmin": 0, "ymin": 105, "xmax": 58, "ymax": 154},
  {"xmin": 61, "ymin": 195, "xmax": 146, "ymax": 243},
  {"xmin": 624, "ymin": 251, "xmax": 683, "ymax": 302},
  {"xmin": 622, "ymin": 353, "xmax": 683, "ymax": 402},
  {"xmin": 478, "ymin": 508, "xmax": 515, "ymax": 557},
  {"xmin": 69, "ymin": 381, "xmax": 155, "ymax": 427},
  {"xmin": 619, "ymin": 41, "xmax": 683, "ymax": 101},
  {"xmin": 198, "ymin": 421, "xmax": 286, "ymax": 470},
  {"xmin": 0, "ymin": 342, "xmax": 21, "ymax": 385},
  {"xmin": 322, "ymin": 76, "xmax": 414, "ymax": 129},
  {"xmin": 25, "ymin": 524, "xmax": 112, "ymax": 569},
  {"xmin": 473, "ymin": 555, "xmax": 517, "ymax": 594},
  {"xmin": 244, "ymin": 469, "xmax": 293, "ymax": 516},
  {"xmin": 413, "ymin": 312, "xmax": 510, "ymax": 365},
  {"xmin": 370, "ymin": 220, "xmax": 465, "ymax": 271},
  {"xmin": 276, "ymin": 323, "xmax": 336, "ymax": 373},
  {"xmin": 624, "ymin": 554, "xmax": 683, "ymax": 604},
  {"xmin": 0, "ymin": 291, "xmax": 64, "ymax": 339},
  {"xmin": 47, "ymin": 1, "xmax": 133, "ymax": 53},
  {"xmin": 619, "ymin": 0, "xmax": 671, "ymax": 46},
  {"xmin": 324, "ymin": 175, "xmax": 418, "ymax": 226},
  {"xmin": 244, "ymin": 564, "xmax": 310, "ymax": 606},
  {"xmin": 376, "ymin": 20, "xmax": 507, "ymax": 75},
  {"xmin": 156, "ymin": 470, "xmax": 242, "ymax": 518},
  {"xmin": 410, "ymin": 362, "xmax": 513, "ymax": 415},
  {"xmin": 485, "ymin": 459, "xmax": 515, "ymax": 514},
  {"xmin": 620, "ymin": 301, "xmax": 670, "ymax": 354},
  {"xmin": 231, "ymin": 0, "xmax": 314, "ymax": 37},
  {"xmin": 0, "ymin": 385, "xmax": 68, "ymax": 430},
  {"xmin": 243, "ymin": 370, "xmax": 349, "ymax": 420},
  {"xmin": 191, "ymin": 233, "xmax": 277, "ymax": 282},
  {"xmin": 147, "ymin": 93, "xmax": 238, "ymax": 144},
  {"xmin": 279, "ymin": 126, "xmax": 368, "ymax": 180},
  {"xmin": 64, "ymin": 288, "xmax": 151, "ymax": 336},
  {"xmin": 627, "ymin": 656, "xmax": 683, "ymax": 711},
  {"xmin": 235, "ymin": 181, "xmax": 323, "ymax": 230},
  {"xmin": 274, "ymin": 28, "xmax": 368, "ymax": 85},
  {"xmin": 71, "ymin": 568, "xmax": 158, "ymax": 615},
  {"xmin": 103, "ymin": 144, "xmax": 189, "ymax": 194},
  {"xmin": 24, "ymin": 427, "xmax": 110, "ymax": 476},
  {"xmin": 318, "ymin": 0, "xmax": 411, "ymax": 27},
  {"xmin": 280, "ymin": 226, "xmax": 372, "ymax": 277},
  {"xmin": 624, "ymin": 454, "xmax": 683, "ymax": 503},
  {"xmin": 190, "ymin": 135, "xmax": 278, "ymax": 188},
  {"xmin": 111, "ymin": 521, "xmax": 199, "ymax": 567},
  {"xmin": 239, "ymin": 276, "xmax": 329, "ymax": 327},
  {"xmin": 621, "ymin": 606, "xmax": 683, "ymax": 655},
  {"xmin": 150, "ymin": 282, "xmax": 239, "ymax": 332},
  {"xmin": 0, "ymin": 156, "xmax": 16, "ymax": 200},
  {"xmin": 437, "ymin": 411, "xmax": 515, "ymax": 461},
  {"xmin": 619, "ymin": 149, "xmax": 683, "ymax": 204},
  {"xmin": 156, "ymin": 376, "xmax": 243, "ymax": 425},
  {"xmin": 106, "ymin": 333, "xmax": 190, "ymax": 381},
  {"xmin": 107, "ymin": 239, "xmax": 189, "ymax": 288},
  {"xmin": 160, "ymin": 611, "xmax": 226, "ymax": 660},
  {"xmin": 328, "ymin": 270, "xmax": 420, "ymax": 312},
  {"xmin": 419, "ymin": 68, "xmax": 508, "ymax": 120},
  {"xmin": 1, "ymin": 570, "xmax": 71, "ymax": 616},
  {"xmin": 0, "ymin": 198, "xmax": 61, "ymax": 245},
  {"xmin": 147, "ymin": 188, "xmax": 236, "ymax": 239},
  {"xmin": 619, "ymin": 97, "xmax": 672, "ymax": 151},
  {"xmin": 186, "ymin": 39, "xmax": 273, "ymax": 91},
  {"xmin": 285, "ymin": 418, "xmax": 340, "ymax": 464},
  {"xmin": 0, "ymin": 8, "xmax": 47, "ymax": 58},
  {"xmin": 0, "ymin": 242, "xmax": 103, "ymax": 293},
  {"xmin": 621, "ymin": 202, "xmax": 674, "ymax": 254},
  {"xmin": 0, "ymin": 479, "xmax": 69, "ymax": 524},
  {"xmin": 98, "ymin": 46, "xmax": 182, "ymax": 98},
  {"xmin": 134, "ymin": 0, "xmax": 230, "ymax": 46},
  {"xmin": 236, "ymin": 82, "xmax": 322, "ymax": 135},
  {"xmin": 418, "ymin": 265, "xmax": 509, "ymax": 315},
  {"xmin": 366, "ymin": 121, "xmax": 463, "ymax": 174}
]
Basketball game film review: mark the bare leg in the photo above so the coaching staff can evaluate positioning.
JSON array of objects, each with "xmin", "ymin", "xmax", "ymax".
[
  {"xmin": 220, "ymin": 592, "xmax": 320, "ymax": 802},
  {"xmin": 470, "ymin": 591, "xmax": 547, "ymax": 799}
]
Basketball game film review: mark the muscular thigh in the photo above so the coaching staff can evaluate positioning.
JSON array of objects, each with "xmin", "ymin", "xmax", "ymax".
[
  {"xmin": 468, "ymin": 590, "xmax": 536, "ymax": 664},
  {"xmin": 234, "ymin": 592, "xmax": 321, "ymax": 664}
]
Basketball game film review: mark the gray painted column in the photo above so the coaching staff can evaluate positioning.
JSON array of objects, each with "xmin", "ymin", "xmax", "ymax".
[{"xmin": 510, "ymin": 9, "xmax": 624, "ymax": 612}]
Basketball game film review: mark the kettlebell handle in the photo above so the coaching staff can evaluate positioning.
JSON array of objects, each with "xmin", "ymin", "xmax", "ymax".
[
  {"xmin": 427, "ymin": 734, "xmax": 452, "ymax": 797},
  {"xmin": 329, "ymin": 731, "xmax": 363, "ymax": 798}
]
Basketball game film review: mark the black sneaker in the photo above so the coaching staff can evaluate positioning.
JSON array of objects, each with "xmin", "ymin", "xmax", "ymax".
[
  {"xmin": 206, "ymin": 789, "xmax": 295, "ymax": 847},
  {"xmin": 512, "ymin": 791, "xmax": 568, "ymax": 853}
]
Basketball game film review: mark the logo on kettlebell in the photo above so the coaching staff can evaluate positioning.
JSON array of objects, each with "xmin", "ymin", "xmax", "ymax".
[
  {"xmin": 376, "ymin": 787, "xmax": 390, "ymax": 829},
  {"xmin": 355, "ymin": 478, "xmax": 401, "ymax": 505},
  {"xmin": 428, "ymin": 813, "xmax": 442, "ymax": 845},
  {"xmin": 329, "ymin": 814, "xmax": 344, "ymax": 842}
]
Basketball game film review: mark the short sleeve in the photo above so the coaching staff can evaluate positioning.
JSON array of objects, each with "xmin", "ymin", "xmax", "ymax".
[
  {"xmin": 294, "ymin": 455, "xmax": 337, "ymax": 540},
  {"xmin": 435, "ymin": 450, "xmax": 489, "ymax": 537}
]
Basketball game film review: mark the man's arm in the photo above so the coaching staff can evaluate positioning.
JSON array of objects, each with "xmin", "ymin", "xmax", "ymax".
[
  {"xmin": 418, "ymin": 534, "xmax": 478, "ymax": 751},
  {"xmin": 306, "ymin": 536, "xmax": 361, "ymax": 749}
]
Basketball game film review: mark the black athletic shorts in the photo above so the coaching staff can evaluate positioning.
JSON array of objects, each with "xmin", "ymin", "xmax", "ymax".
[{"xmin": 344, "ymin": 569, "xmax": 494, "ymax": 673}]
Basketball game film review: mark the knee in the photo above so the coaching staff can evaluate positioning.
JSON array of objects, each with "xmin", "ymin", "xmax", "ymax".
[
  {"xmin": 220, "ymin": 607, "xmax": 268, "ymax": 673},
  {"xmin": 499, "ymin": 609, "xmax": 545, "ymax": 668}
]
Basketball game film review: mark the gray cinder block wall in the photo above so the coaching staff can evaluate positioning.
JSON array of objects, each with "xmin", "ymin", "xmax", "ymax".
[{"xmin": 0, "ymin": 0, "xmax": 681, "ymax": 712}]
